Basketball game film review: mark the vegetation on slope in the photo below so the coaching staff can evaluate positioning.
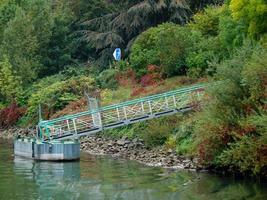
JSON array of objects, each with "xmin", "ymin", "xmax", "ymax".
[{"xmin": 0, "ymin": 0, "xmax": 266, "ymax": 177}]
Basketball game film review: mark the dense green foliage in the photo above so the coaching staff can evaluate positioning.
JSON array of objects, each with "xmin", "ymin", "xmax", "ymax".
[
  {"xmin": 0, "ymin": 0, "xmax": 266, "ymax": 178},
  {"xmin": 130, "ymin": 23, "xmax": 197, "ymax": 77},
  {"xmin": 193, "ymin": 46, "xmax": 267, "ymax": 174},
  {"xmin": 26, "ymin": 75, "xmax": 95, "ymax": 120},
  {"xmin": 105, "ymin": 1, "xmax": 267, "ymax": 177},
  {"xmin": 230, "ymin": 0, "xmax": 267, "ymax": 38},
  {"xmin": 81, "ymin": 0, "xmax": 190, "ymax": 67},
  {"xmin": 189, "ymin": 5, "xmax": 223, "ymax": 37},
  {"xmin": 0, "ymin": 55, "xmax": 22, "ymax": 101}
]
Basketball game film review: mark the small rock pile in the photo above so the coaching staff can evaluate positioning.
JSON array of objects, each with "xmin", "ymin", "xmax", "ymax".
[
  {"xmin": 81, "ymin": 136, "xmax": 203, "ymax": 170},
  {"xmin": 0, "ymin": 128, "xmax": 35, "ymax": 140}
]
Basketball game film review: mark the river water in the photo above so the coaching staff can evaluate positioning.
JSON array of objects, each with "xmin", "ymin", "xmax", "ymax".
[{"xmin": 0, "ymin": 139, "xmax": 267, "ymax": 200}]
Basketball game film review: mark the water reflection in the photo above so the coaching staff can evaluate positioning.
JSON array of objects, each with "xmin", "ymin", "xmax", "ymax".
[
  {"xmin": 0, "ymin": 140, "xmax": 266, "ymax": 200},
  {"xmin": 13, "ymin": 157, "xmax": 81, "ymax": 199},
  {"xmin": 14, "ymin": 154, "xmax": 267, "ymax": 200},
  {"xmin": 14, "ymin": 157, "xmax": 81, "ymax": 180}
]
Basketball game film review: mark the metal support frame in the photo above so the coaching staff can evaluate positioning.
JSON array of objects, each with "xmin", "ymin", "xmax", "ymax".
[
  {"xmin": 123, "ymin": 106, "xmax": 127, "ymax": 120},
  {"xmin": 38, "ymin": 83, "xmax": 207, "ymax": 141},
  {"xmin": 117, "ymin": 108, "xmax": 121, "ymax": 121},
  {"xmin": 73, "ymin": 119, "xmax": 78, "ymax": 138}
]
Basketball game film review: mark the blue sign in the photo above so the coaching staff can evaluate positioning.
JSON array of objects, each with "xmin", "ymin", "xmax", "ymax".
[{"xmin": 113, "ymin": 48, "xmax": 121, "ymax": 61}]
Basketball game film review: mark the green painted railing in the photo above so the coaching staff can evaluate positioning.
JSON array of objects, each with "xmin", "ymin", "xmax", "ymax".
[
  {"xmin": 38, "ymin": 82, "xmax": 207, "ymax": 140},
  {"xmin": 40, "ymin": 83, "xmax": 206, "ymax": 125}
]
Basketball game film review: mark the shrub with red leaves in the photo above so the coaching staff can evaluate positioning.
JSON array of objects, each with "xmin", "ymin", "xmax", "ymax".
[
  {"xmin": 0, "ymin": 103, "xmax": 26, "ymax": 128},
  {"xmin": 116, "ymin": 69, "xmax": 137, "ymax": 87},
  {"xmin": 131, "ymin": 87, "xmax": 147, "ymax": 97},
  {"xmin": 140, "ymin": 65, "xmax": 163, "ymax": 87}
]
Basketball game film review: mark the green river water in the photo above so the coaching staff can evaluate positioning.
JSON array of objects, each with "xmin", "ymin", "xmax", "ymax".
[{"xmin": 0, "ymin": 139, "xmax": 266, "ymax": 200}]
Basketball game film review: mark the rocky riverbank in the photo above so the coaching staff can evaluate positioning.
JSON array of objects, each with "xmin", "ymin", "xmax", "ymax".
[
  {"xmin": 0, "ymin": 128, "xmax": 204, "ymax": 170},
  {"xmin": 0, "ymin": 128, "xmax": 35, "ymax": 140},
  {"xmin": 81, "ymin": 135, "xmax": 204, "ymax": 170}
]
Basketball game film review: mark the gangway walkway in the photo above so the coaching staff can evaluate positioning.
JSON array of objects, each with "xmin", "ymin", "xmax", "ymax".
[{"xmin": 38, "ymin": 83, "xmax": 207, "ymax": 141}]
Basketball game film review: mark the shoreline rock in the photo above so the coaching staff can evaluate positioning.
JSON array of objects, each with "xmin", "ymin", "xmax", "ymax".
[
  {"xmin": 0, "ymin": 128, "xmax": 204, "ymax": 170},
  {"xmin": 0, "ymin": 128, "xmax": 35, "ymax": 140},
  {"xmin": 81, "ymin": 135, "xmax": 205, "ymax": 170}
]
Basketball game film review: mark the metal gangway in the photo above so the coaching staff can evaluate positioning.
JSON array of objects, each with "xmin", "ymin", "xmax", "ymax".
[{"xmin": 38, "ymin": 83, "xmax": 207, "ymax": 141}]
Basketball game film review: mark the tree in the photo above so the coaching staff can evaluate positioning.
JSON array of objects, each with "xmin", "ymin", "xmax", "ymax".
[
  {"xmin": 25, "ymin": 0, "xmax": 53, "ymax": 50},
  {"xmin": 0, "ymin": 0, "xmax": 17, "ymax": 42},
  {"xmin": 66, "ymin": 0, "xmax": 116, "ymax": 64},
  {"xmin": 0, "ymin": 55, "xmax": 22, "ymax": 102},
  {"xmin": 39, "ymin": 1, "xmax": 75, "ymax": 76},
  {"xmin": 230, "ymin": 0, "xmax": 267, "ymax": 38},
  {"xmin": 1, "ymin": 7, "xmax": 39, "ymax": 85},
  {"xmin": 189, "ymin": 5, "xmax": 224, "ymax": 37},
  {"xmin": 130, "ymin": 23, "xmax": 197, "ymax": 77},
  {"xmin": 189, "ymin": 0, "xmax": 224, "ymax": 12},
  {"xmin": 69, "ymin": 0, "xmax": 114, "ymax": 22},
  {"xmin": 81, "ymin": 0, "xmax": 190, "ymax": 68}
]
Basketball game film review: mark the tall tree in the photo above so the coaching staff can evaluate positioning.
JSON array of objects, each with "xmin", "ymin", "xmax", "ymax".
[
  {"xmin": 40, "ymin": 1, "xmax": 75, "ymax": 76},
  {"xmin": 189, "ymin": 0, "xmax": 224, "ymax": 11},
  {"xmin": 0, "ymin": 55, "xmax": 22, "ymax": 102},
  {"xmin": 80, "ymin": 0, "xmax": 190, "ymax": 68},
  {"xmin": 230, "ymin": 0, "xmax": 267, "ymax": 38},
  {"xmin": 0, "ymin": 0, "xmax": 17, "ymax": 42},
  {"xmin": 69, "ymin": 0, "xmax": 114, "ymax": 22},
  {"xmin": 69, "ymin": 0, "xmax": 116, "ymax": 64},
  {"xmin": 1, "ymin": 7, "xmax": 39, "ymax": 84}
]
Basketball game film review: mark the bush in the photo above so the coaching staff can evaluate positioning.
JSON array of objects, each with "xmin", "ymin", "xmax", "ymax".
[
  {"xmin": 18, "ymin": 66, "xmax": 89, "ymax": 106},
  {"xmin": 26, "ymin": 75, "xmax": 95, "ymax": 121},
  {"xmin": 186, "ymin": 36, "xmax": 225, "ymax": 77},
  {"xmin": 217, "ymin": 114, "xmax": 267, "ymax": 176},
  {"xmin": 229, "ymin": 0, "xmax": 267, "ymax": 38},
  {"xmin": 193, "ymin": 44, "xmax": 256, "ymax": 163},
  {"xmin": 115, "ymin": 69, "xmax": 137, "ymax": 88},
  {"xmin": 60, "ymin": 65, "xmax": 90, "ymax": 78},
  {"xmin": 192, "ymin": 44, "xmax": 267, "ymax": 176},
  {"xmin": 96, "ymin": 69, "xmax": 119, "ymax": 89},
  {"xmin": 0, "ymin": 102, "xmax": 5, "ymax": 110},
  {"xmin": 241, "ymin": 49, "xmax": 267, "ymax": 105},
  {"xmin": 189, "ymin": 5, "xmax": 224, "ymax": 37},
  {"xmin": 0, "ymin": 103, "xmax": 26, "ymax": 128},
  {"xmin": 136, "ymin": 115, "xmax": 179, "ymax": 147},
  {"xmin": 174, "ymin": 118, "xmax": 196, "ymax": 156},
  {"xmin": 140, "ymin": 65, "xmax": 163, "ymax": 87},
  {"xmin": 139, "ymin": 120, "xmax": 171, "ymax": 147},
  {"xmin": 130, "ymin": 23, "xmax": 198, "ymax": 77},
  {"xmin": 50, "ymin": 97, "xmax": 88, "ymax": 119},
  {"xmin": 113, "ymin": 60, "xmax": 130, "ymax": 71},
  {"xmin": 218, "ymin": 6, "xmax": 246, "ymax": 52},
  {"xmin": 102, "ymin": 125, "xmax": 137, "ymax": 139},
  {"xmin": 18, "ymin": 73, "xmax": 65, "ymax": 106},
  {"xmin": 0, "ymin": 55, "xmax": 22, "ymax": 103}
]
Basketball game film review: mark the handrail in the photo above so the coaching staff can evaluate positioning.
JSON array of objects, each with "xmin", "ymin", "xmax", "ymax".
[{"xmin": 39, "ymin": 82, "xmax": 207, "ymax": 125}]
